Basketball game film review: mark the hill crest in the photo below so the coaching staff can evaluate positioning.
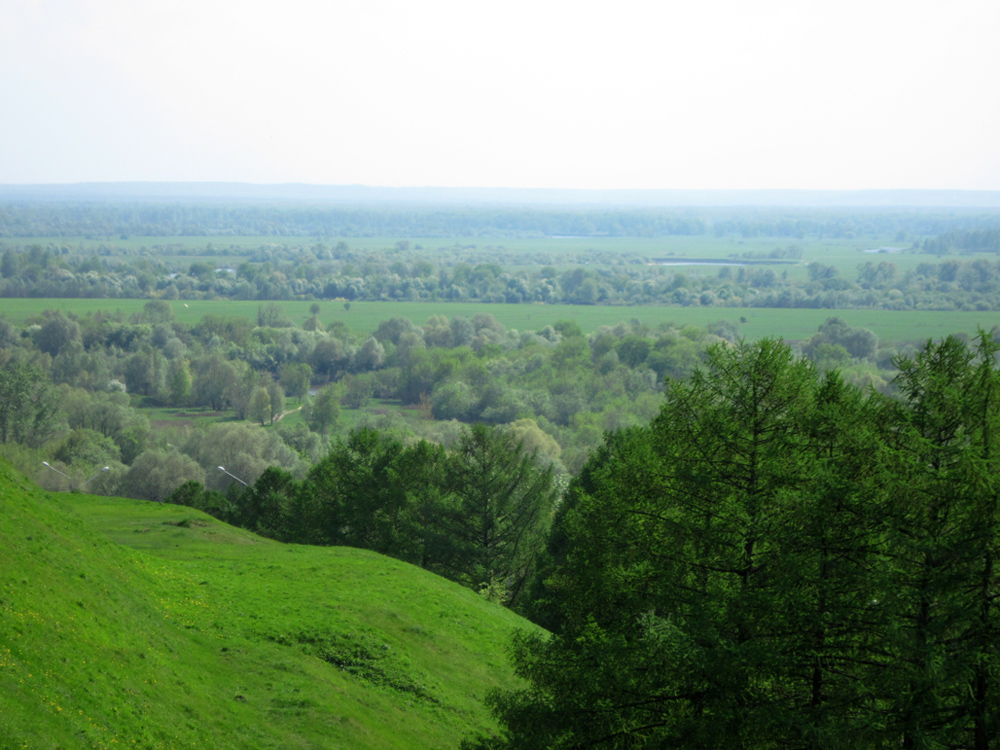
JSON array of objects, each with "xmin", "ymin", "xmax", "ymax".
[{"xmin": 0, "ymin": 460, "xmax": 530, "ymax": 749}]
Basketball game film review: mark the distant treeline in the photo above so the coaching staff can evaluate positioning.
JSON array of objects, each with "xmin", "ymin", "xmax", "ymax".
[
  {"xmin": 0, "ymin": 203, "xmax": 704, "ymax": 238},
  {"xmin": 921, "ymin": 228, "xmax": 1000, "ymax": 254},
  {"xmin": 2, "ymin": 202, "xmax": 1000, "ymax": 239},
  {"xmin": 8, "ymin": 240, "xmax": 1000, "ymax": 311}
]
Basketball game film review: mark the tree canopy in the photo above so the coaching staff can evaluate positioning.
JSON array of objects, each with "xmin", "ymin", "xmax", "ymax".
[{"xmin": 468, "ymin": 335, "xmax": 1000, "ymax": 750}]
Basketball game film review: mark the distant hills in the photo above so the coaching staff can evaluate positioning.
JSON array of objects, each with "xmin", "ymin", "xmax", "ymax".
[{"xmin": 2, "ymin": 182, "xmax": 1000, "ymax": 208}]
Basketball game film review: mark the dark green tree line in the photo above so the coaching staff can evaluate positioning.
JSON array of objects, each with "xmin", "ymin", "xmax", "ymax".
[
  {"xmin": 467, "ymin": 335, "xmax": 1000, "ymax": 750},
  {"xmin": 184, "ymin": 423, "xmax": 559, "ymax": 610}
]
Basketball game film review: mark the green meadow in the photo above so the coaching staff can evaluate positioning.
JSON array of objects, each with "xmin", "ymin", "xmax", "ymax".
[
  {"xmin": 0, "ymin": 460, "xmax": 536, "ymax": 749},
  {"xmin": 3, "ymin": 297, "xmax": 998, "ymax": 345}
]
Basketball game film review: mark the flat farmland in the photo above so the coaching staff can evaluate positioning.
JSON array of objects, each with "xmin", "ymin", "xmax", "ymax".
[{"xmin": 3, "ymin": 297, "xmax": 997, "ymax": 344}]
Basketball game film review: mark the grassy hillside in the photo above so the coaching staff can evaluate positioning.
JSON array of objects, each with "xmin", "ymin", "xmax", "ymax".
[{"xmin": 0, "ymin": 460, "xmax": 536, "ymax": 749}]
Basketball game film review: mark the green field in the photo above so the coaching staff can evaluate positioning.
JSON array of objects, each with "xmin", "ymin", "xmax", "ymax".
[
  {"xmin": 0, "ymin": 459, "xmax": 534, "ymax": 749},
  {"xmin": 4, "ymin": 297, "xmax": 998, "ymax": 345}
]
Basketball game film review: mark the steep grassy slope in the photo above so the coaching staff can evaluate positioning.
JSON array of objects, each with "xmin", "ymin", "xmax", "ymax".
[{"xmin": 0, "ymin": 461, "xmax": 535, "ymax": 749}]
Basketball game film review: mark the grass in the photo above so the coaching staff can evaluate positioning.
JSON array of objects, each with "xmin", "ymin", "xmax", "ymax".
[
  {"xmin": 0, "ymin": 459, "xmax": 536, "ymax": 749},
  {"xmin": 722, "ymin": 308, "xmax": 1000, "ymax": 344},
  {"xmin": 139, "ymin": 405, "xmax": 234, "ymax": 431},
  {"xmin": 4, "ymin": 297, "xmax": 999, "ymax": 345}
]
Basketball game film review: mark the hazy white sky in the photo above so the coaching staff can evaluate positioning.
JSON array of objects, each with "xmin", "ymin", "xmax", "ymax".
[{"xmin": 2, "ymin": 0, "xmax": 998, "ymax": 190}]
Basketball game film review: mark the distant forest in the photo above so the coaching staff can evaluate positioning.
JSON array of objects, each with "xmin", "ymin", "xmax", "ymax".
[
  {"xmin": 5, "ymin": 230, "xmax": 1000, "ymax": 312},
  {"xmin": 2, "ymin": 202, "xmax": 1000, "ymax": 242}
]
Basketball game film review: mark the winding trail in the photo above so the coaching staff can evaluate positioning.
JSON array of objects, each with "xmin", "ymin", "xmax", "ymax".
[{"xmin": 273, "ymin": 404, "xmax": 304, "ymax": 424}]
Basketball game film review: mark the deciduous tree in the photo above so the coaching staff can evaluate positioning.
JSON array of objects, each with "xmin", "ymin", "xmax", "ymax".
[{"xmin": 0, "ymin": 361, "xmax": 59, "ymax": 448}]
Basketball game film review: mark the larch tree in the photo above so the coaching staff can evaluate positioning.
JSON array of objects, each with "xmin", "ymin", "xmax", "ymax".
[{"xmin": 441, "ymin": 423, "xmax": 558, "ymax": 606}]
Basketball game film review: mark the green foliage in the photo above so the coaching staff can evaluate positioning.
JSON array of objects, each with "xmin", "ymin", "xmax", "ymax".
[
  {"xmin": 120, "ymin": 449, "xmax": 204, "ymax": 503},
  {"xmin": 166, "ymin": 356, "xmax": 192, "ymax": 405},
  {"xmin": 142, "ymin": 299, "xmax": 175, "ymax": 324},
  {"xmin": 228, "ymin": 466, "xmax": 299, "ymax": 539},
  {"xmin": 53, "ymin": 427, "xmax": 121, "ymax": 467},
  {"xmin": 0, "ymin": 360, "xmax": 59, "ymax": 448},
  {"xmin": 274, "ymin": 421, "xmax": 323, "ymax": 462},
  {"xmin": 803, "ymin": 315, "xmax": 879, "ymax": 361},
  {"xmin": 506, "ymin": 418, "xmax": 562, "ymax": 466},
  {"xmin": 301, "ymin": 428, "xmax": 441, "ymax": 559},
  {"xmin": 875, "ymin": 334, "xmax": 1000, "ymax": 746},
  {"xmin": 228, "ymin": 362, "xmax": 258, "ymax": 421},
  {"xmin": 165, "ymin": 479, "xmax": 227, "ymax": 514},
  {"xmin": 438, "ymin": 424, "xmax": 558, "ymax": 607},
  {"xmin": 278, "ymin": 361, "xmax": 311, "ymax": 400},
  {"xmin": 474, "ymin": 336, "xmax": 1000, "ymax": 749},
  {"xmin": 33, "ymin": 311, "xmax": 80, "ymax": 356},
  {"xmin": 340, "ymin": 372, "xmax": 375, "ymax": 409},
  {"xmin": 305, "ymin": 383, "xmax": 340, "ymax": 437},
  {"xmin": 256, "ymin": 301, "xmax": 293, "ymax": 327},
  {"xmin": 265, "ymin": 377, "xmax": 284, "ymax": 423},
  {"xmin": 249, "ymin": 386, "xmax": 271, "ymax": 426},
  {"xmin": 354, "ymin": 335, "xmax": 386, "ymax": 371},
  {"xmin": 183, "ymin": 422, "xmax": 301, "ymax": 493},
  {"xmin": 63, "ymin": 389, "xmax": 150, "ymax": 465},
  {"xmin": 123, "ymin": 347, "xmax": 167, "ymax": 399},
  {"xmin": 190, "ymin": 351, "xmax": 238, "ymax": 411},
  {"xmin": 615, "ymin": 334, "xmax": 651, "ymax": 367},
  {"xmin": 220, "ymin": 423, "xmax": 558, "ymax": 611},
  {"xmin": 2, "ymin": 291, "xmax": 995, "ymax": 515}
]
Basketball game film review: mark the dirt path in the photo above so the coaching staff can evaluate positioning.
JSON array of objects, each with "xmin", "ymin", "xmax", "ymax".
[{"xmin": 273, "ymin": 404, "xmax": 304, "ymax": 424}]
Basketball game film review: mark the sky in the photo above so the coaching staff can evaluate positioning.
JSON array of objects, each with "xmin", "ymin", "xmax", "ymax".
[{"xmin": 1, "ymin": 0, "xmax": 999, "ymax": 191}]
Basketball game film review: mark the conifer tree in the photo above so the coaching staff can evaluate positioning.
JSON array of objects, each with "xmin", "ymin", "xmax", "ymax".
[
  {"xmin": 440, "ymin": 423, "xmax": 558, "ymax": 606},
  {"xmin": 880, "ymin": 335, "xmax": 1000, "ymax": 748},
  {"xmin": 472, "ymin": 340, "xmax": 826, "ymax": 748},
  {"xmin": 471, "ymin": 338, "xmax": 1000, "ymax": 749}
]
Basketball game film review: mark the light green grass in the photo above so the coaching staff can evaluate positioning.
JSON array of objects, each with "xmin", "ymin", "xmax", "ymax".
[
  {"xmin": 730, "ymin": 308, "xmax": 1000, "ymax": 344},
  {"xmin": 4, "ymin": 297, "xmax": 998, "ymax": 345},
  {"xmin": 139, "ymin": 405, "xmax": 234, "ymax": 429},
  {"xmin": 0, "ymin": 460, "xmax": 535, "ymax": 749}
]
